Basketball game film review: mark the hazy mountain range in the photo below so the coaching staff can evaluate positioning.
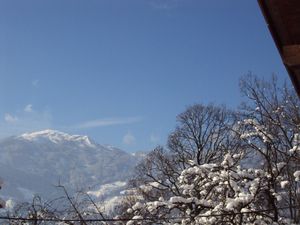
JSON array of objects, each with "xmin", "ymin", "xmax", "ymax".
[{"xmin": 0, "ymin": 130, "xmax": 142, "ymax": 208}]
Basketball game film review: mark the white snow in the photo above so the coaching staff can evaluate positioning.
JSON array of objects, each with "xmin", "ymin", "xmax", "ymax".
[
  {"xmin": 87, "ymin": 181, "xmax": 127, "ymax": 198},
  {"xmin": 19, "ymin": 129, "xmax": 97, "ymax": 148},
  {"xmin": 294, "ymin": 171, "xmax": 300, "ymax": 181},
  {"xmin": 281, "ymin": 180, "xmax": 289, "ymax": 188}
]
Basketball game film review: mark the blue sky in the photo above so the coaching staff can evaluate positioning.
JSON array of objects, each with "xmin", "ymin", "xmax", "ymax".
[{"xmin": 0, "ymin": 0, "xmax": 290, "ymax": 152}]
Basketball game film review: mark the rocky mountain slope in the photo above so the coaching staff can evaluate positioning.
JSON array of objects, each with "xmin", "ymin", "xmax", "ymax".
[{"xmin": 0, "ymin": 130, "xmax": 140, "ymax": 204}]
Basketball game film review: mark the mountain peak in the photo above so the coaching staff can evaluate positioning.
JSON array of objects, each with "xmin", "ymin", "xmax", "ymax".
[
  {"xmin": 0, "ymin": 130, "xmax": 140, "ymax": 203},
  {"xmin": 18, "ymin": 129, "xmax": 96, "ymax": 147},
  {"xmin": 21, "ymin": 129, "xmax": 66, "ymax": 136}
]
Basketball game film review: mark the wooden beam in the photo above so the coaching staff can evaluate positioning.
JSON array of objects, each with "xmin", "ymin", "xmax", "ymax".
[{"xmin": 282, "ymin": 45, "xmax": 300, "ymax": 66}]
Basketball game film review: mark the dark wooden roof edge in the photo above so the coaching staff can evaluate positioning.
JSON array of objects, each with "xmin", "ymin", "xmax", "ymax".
[
  {"xmin": 257, "ymin": 0, "xmax": 300, "ymax": 97},
  {"xmin": 286, "ymin": 67, "xmax": 300, "ymax": 96},
  {"xmin": 257, "ymin": 0, "xmax": 283, "ymax": 53}
]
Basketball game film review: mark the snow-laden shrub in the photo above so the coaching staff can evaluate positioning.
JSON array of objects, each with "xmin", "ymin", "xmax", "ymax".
[{"xmin": 123, "ymin": 153, "xmax": 292, "ymax": 225}]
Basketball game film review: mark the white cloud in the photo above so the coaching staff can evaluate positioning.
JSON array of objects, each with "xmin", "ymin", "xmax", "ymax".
[
  {"xmin": 123, "ymin": 132, "xmax": 136, "ymax": 145},
  {"xmin": 0, "ymin": 109, "xmax": 52, "ymax": 138},
  {"xmin": 24, "ymin": 104, "xmax": 33, "ymax": 113},
  {"xmin": 74, "ymin": 117, "xmax": 142, "ymax": 129},
  {"xmin": 150, "ymin": 134, "xmax": 160, "ymax": 143},
  {"xmin": 4, "ymin": 113, "xmax": 18, "ymax": 123}
]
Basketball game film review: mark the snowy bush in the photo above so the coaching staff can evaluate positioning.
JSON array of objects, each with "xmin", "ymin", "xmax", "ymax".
[{"xmin": 123, "ymin": 152, "xmax": 295, "ymax": 225}]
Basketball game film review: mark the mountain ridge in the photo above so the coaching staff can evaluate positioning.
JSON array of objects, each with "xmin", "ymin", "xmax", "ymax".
[{"xmin": 0, "ymin": 130, "xmax": 141, "ymax": 205}]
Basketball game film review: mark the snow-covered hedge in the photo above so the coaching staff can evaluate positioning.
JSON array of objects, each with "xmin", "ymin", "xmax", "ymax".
[{"xmin": 124, "ymin": 153, "xmax": 295, "ymax": 225}]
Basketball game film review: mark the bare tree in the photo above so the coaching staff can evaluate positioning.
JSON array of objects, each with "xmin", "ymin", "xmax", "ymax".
[
  {"xmin": 168, "ymin": 104, "xmax": 242, "ymax": 167},
  {"xmin": 5, "ymin": 186, "xmax": 109, "ymax": 225},
  {"xmin": 6, "ymin": 195, "xmax": 64, "ymax": 225},
  {"xmin": 239, "ymin": 74, "xmax": 300, "ymax": 222},
  {"xmin": 118, "ymin": 104, "xmax": 243, "ymax": 222}
]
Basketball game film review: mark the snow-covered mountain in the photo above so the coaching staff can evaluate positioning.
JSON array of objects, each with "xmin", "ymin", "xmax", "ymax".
[{"xmin": 0, "ymin": 130, "xmax": 140, "ymax": 204}]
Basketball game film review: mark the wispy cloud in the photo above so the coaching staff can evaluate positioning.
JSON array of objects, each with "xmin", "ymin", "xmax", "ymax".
[
  {"xmin": 123, "ymin": 132, "xmax": 136, "ymax": 145},
  {"xmin": 73, "ymin": 117, "xmax": 142, "ymax": 129},
  {"xmin": 4, "ymin": 113, "xmax": 18, "ymax": 123},
  {"xmin": 0, "ymin": 109, "xmax": 52, "ymax": 138},
  {"xmin": 24, "ymin": 104, "xmax": 33, "ymax": 113}
]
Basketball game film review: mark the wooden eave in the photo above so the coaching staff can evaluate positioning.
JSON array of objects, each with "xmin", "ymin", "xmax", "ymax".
[{"xmin": 258, "ymin": 0, "xmax": 300, "ymax": 97}]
